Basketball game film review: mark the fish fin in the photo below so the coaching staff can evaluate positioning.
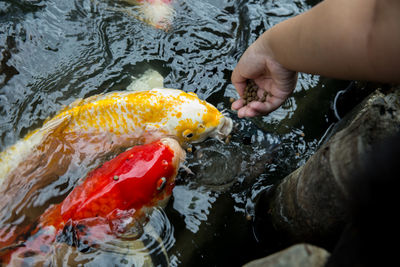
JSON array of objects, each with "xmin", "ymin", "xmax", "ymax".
[
  {"xmin": 108, "ymin": 209, "xmax": 145, "ymax": 240},
  {"xmin": 45, "ymin": 93, "xmax": 107, "ymax": 125},
  {"xmin": 110, "ymin": 218, "xmax": 144, "ymax": 240},
  {"xmin": 40, "ymin": 113, "xmax": 72, "ymax": 135},
  {"xmin": 127, "ymin": 69, "xmax": 164, "ymax": 92},
  {"xmin": 58, "ymin": 98, "xmax": 83, "ymax": 113},
  {"xmin": 180, "ymin": 164, "xmax": 194, "ymax": 175}
]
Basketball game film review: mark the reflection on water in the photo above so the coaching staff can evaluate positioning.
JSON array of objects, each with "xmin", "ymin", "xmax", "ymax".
[
  {"xmin": 173, "ymin": 185, "xmax": 217, "ymax": 233},
  {"xmin": 0, "ymin": 0, "xmax": 346, "ymax": 266},
  {"xmin": 10, "ymin": 207, "xmax": 173, "ymax": 266}
]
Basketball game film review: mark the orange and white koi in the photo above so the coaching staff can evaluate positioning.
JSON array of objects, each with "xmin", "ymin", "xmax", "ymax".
[
  {"xmin": 0, "ymin": 138, "xmax": 184, "ymax": 265},
  {"xmin": 0, "ymin": 88, "xmax": 232, "ymax": 185}
]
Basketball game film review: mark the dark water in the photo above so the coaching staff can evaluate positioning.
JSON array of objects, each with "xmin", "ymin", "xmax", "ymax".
[{"xmin": 0, "ymin": 0, "xmax": 349, "ymax": 266}]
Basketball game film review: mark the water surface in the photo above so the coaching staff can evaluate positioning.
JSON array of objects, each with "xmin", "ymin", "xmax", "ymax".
[{"xmin": 0, "ymin": 0, "xmax": 347, "ymax": 266}]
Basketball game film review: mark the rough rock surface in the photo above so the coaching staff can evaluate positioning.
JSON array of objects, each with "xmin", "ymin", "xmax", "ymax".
[{"xmin": 243, "ymin": 243, "xmax": 330, "ymax": 267}]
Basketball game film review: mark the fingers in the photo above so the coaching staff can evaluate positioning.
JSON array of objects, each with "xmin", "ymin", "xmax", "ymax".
[
  {"xmin": 231, "ymin": 72, "xmax": 247, "ymax": 97},
  {"xmin": 233, "ymin": 97, "xmax": 285, "ymax": 118},
  {"xmin": 231, "ymin": 98, "xmax": 244, "ymax": 110},
  {"xmin": 248, "ymin": 100, "xmax": 280, "ymax": 115},
  {"xmin": 237, "ymin": 105, "xmax": 262, "ymax": 118}
]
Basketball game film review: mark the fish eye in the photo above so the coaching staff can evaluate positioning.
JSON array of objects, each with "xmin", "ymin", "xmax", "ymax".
[
  {"xmin": 183, "ymin": 129, "xmax": 194, "ymax": 139},
  {"xmin": 157, "ymin": 177, "xmax": 167, "ymax": 191},
  {"xmin": 199, "ymin": 124, "xmax": 205, "ymax": 129}
]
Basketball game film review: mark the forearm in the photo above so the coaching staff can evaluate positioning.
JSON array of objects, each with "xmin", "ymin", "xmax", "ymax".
[{"xmin": 259, "ymin": 0, "xmax": 400, "ymax": 82}]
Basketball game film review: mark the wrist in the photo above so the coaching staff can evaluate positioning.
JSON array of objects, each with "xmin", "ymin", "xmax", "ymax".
[{"xmin": 253, "ymin": 30, "xmax": 275, "ymax": 61}]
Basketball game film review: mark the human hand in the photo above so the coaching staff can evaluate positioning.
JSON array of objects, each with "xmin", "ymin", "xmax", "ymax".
[{"xmin": 231, "ymin": 39, "xmax": 298, "ymax": 118}]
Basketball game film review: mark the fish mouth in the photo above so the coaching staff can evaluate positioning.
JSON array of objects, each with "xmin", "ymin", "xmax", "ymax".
[{"xmin": 212, "ymin": 116, "xmax": 233, "ymax": 141}]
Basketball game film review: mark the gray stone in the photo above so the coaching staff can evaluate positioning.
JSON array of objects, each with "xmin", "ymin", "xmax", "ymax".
[{"xmin": 243, "ymin": 243, "xmax": 330, "ymax": 267}]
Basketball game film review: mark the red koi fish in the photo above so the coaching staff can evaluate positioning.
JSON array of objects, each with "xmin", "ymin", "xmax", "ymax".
[{"xmin": 0, "ymin": 138, "xmax": 185, "ymax": 265}]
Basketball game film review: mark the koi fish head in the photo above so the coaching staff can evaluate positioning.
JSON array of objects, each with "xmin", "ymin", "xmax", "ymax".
[
  {"xmin": 143, "ymin": 88, "xmax": 233, "ymax": 144},
  {"xmin": 57, "ymin": 138, "xmax": 185, "ymax": 224}
]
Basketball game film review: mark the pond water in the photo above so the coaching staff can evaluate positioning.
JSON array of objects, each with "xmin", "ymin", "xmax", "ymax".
[{"xmin": 0, "ymin": 0, "xmax": 350, "ymax": 266}]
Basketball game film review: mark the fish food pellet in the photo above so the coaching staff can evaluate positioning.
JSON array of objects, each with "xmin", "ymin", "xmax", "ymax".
[
  {"xmin": 242, "ymin": 80, "xmax": 269, "ymax": 106},
  {"xmin": 260, "ymin": 91, "xmax": 268, "ymax": 102}
]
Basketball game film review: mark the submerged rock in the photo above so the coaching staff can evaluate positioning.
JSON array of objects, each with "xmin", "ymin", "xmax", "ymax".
[{"xmin": 243, "ymin": 243, "xmax": 329, "ymax": 267}]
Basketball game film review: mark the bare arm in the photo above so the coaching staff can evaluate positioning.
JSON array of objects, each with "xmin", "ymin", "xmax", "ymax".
[
  {"xmin": 232, "ymin": 0, "xmax": 400, "ymax": 118},
  {"xmin": 268, "ymin": 0, "xmax": 400, "ymax": 81}
]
